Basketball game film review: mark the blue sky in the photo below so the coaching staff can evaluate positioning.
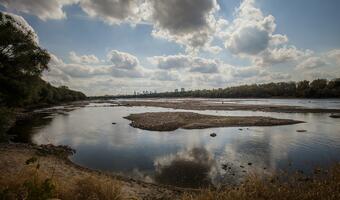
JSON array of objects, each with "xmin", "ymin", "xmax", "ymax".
[{"xmin": 1, "ymin": 0, "xmax": 340, "ymax": 95}]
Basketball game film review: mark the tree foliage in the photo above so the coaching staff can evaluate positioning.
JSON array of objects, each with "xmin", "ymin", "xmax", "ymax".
[{"xmin": 0, "ymin": 12, "xmax": 86, "ymax": 107}]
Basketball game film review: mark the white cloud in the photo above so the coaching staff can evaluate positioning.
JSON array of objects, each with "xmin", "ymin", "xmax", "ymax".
[
  {"xmin": 227, "ymin": 25, "xmax": 270, "ymax": 55},
  {"xmin": 222, "ymin": 0, "xmax": 309, "ymax": 67},
  {"xmin": 224, "ymin": 0, "xmax": 285, "ymax": 56},
  {"xmin": 327, "ymin": 49, "xmax": 340, "ymax": 65},
  {"xmin": 79, "ymin": 0, "xmax": 141, "ymax": 25},
  {"xmin": 107, "ymin": 50, "xmax": 139, "ymax": 70},
  {"xmin": 296, "ymin": 57, "xmax": 328, "ymax": 70},
  {"xmin": 255, "ymin": 47, "xmax": 312, "ymax": 66},
  {"xmin": 1, "ymin": 0, "xmax": 223, "ymax": 54},
  {"xmin": 69, "ymin": 51, "xmax": 100, "ymax": 64},
  {"xmin": 152, "ymin": 71, "xmax": 179, "ymax": 81},
  {"xmin": 0, "ymin": 0, "xmax": 79, "ymax": 20},
  {"xmin": 149, "ymin": 54, "xmax": 219, "ymax": 73},
  {"xmin": 45, "ymin": 50, "xmax": 146, "ymax": 81},
  {"xmin": 231, "ymin": 66, "xmax": 263, "ymax": 78}
]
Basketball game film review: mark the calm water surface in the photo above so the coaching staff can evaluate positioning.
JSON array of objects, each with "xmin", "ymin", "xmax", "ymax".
[{"xmin": 9, "ymin": 99, "xmax": 340, "ymax": 188}]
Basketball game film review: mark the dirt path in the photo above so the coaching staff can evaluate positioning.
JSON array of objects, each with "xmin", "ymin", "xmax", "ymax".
[
  {"xmin": 119, "ymin": 100, "xmax": 340, "ymax": 113},
  {"xmin": 124, "ymin": 112, "xmax": 303, "ymax": 131},
  {"xmin": 0, "ymin": 144, "xmax": 187, "ymax": 200}
]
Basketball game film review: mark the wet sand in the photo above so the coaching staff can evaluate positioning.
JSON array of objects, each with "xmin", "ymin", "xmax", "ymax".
[
  {"xmin": 0, "ymin": 144, "xmax": 188, "ymax": 200},
  {"xmin": 124, "ymin": 112, "xmax": 303, "ymax": 131},
  {"xmin": 119, "ymin": 100, "xmax": 340, "ymax": 113}
]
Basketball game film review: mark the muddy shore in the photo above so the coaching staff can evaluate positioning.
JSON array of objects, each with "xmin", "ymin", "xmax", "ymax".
[
  {"xmin": 0, "ymin": 144, "xmax": 189, "ymax": 199},
  {"xmin": 119, "ymin": 100, "xmax": 340, "ymax": 113},
  {"xmin": 124, "ymin": 112, "xmax": 303, "ymax": 131}
]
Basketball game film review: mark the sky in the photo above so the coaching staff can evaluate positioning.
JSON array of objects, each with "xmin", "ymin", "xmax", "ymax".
[{"xmin": 1, "ymin": 0, "xmax": 340, "ymax": 96}]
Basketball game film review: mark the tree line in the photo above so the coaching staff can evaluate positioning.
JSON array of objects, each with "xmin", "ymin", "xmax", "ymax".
[{"xmin": 117, "ymin": 78, "xmax": 340, "ymax": 99}]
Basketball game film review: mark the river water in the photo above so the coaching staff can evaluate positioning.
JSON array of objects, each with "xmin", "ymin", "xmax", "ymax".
[{"xmin": 8, "ymin": 98, "xmax": 340, "ymax": 188}]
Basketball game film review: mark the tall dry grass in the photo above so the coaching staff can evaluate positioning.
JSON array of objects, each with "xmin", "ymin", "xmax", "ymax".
[
  {"xmin": 0, "ymin": 157, "xmax": 123, "ymax": 200},
  {"xmin": 181, "ymin": 165, "xmax": 340, "ymax": 200},
  {"xmin": 59, "ymin": 176, "xmax": 123, "ymax": 200}
]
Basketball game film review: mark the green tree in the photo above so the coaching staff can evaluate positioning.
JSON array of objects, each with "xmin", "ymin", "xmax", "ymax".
[{"xmin": 0, "ymin": 12, "xmax": 50, "ymax": 106}]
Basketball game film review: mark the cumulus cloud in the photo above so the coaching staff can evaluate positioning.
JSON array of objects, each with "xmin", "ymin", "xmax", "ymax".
[
  {"xmin": 231, "ymin": 66, "xmax": 263, "ymax": 78},
  {"xmin": 45, "ymin": 50, "xmax": 146, "ymax": 81},
  {"xmin": 79, "ymin": 0, "xmax": 141, "ymax": 25},
  {"xmin": 227, "ymin": 25, "xmax": 270, "ymax": 55},
  {"xmin": 107, "ymin": 50, "xmax": 139, "ymax": 69},
  {"xmin": 296, "ymin": 57, "xmax": 328, "ymax": 70},
  {"xmin": 224, "ymin": 0, "xmax": 284, "ymax": 56},
  {"xmin": 255, "ymin": 47, "xmax": 312, "ymax": 66},
  {"xmin": 1, "ymin": 0, "xmax": 223, "ymax": 53},
  {"xmin": 43, "ymin": 54, "xmax": 71, "ymax": 86},
  {"xmin": 69, "ymin": 51, "xmax": 100, "ymax": 64},
  {"xmin": 149, "ymin": 54, "xmax": 219, "ymax": 73},
  {"xmin": 222, "ymin": 0, "xmax": 309, "ymax": 67},
  {"xmin": 152, "ymin": 70, "xmax": 179, "ymax": 81},
  {"xmin": 0, "ymin": 0, "xmax": 78, "ymax": 20},
  {"xmin": 327, "ymin": 49, "xmax": 340, "ymax": 65},
  {"xmin": 146, "ymin": 0, "xmax": 220, "ymax": 53}
]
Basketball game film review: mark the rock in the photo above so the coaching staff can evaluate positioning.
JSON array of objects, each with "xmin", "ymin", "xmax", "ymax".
[
  {"xmin": 239, "ymin": 128, "xmax": 243, "ymax": 131},
  {"xmin": 296, "ymin": 129, "xmax": 307, "ymax": 132},
  {"xmin": 112, "ymin": 122, "xmax": 117, "ymax": 125},
  {"xmin": 248, "ymin": 162, "xmax": 252, "ymax": 166},
  {"xmin": 314, "ymin": 168, "xmax": 322, "ymax": 174},
  {"xmin": 210, "ymin": 133, "xmax": 217, "ymax": 137},
  {"xmin": 330, "ymin": 114, "xmax": 340, "ymax": 118}
]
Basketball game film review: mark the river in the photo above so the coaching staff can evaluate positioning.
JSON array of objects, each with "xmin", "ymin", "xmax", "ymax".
[{"xmin": 8, "ymin": 98, "xmax": 340, "ymax": 188}]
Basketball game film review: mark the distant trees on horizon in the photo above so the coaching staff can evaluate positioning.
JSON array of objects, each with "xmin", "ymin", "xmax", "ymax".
[{"xmin": 117, "ymin": 78, "xmax": 340, "ymax": 99}]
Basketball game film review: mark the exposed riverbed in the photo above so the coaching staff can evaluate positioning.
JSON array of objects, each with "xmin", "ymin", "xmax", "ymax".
[{"xmin": 7, "ymin": 98, "xmax": 340, "ymax": 188}]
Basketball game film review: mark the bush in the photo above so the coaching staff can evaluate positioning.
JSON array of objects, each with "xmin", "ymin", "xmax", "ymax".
[{"xmin": 0, "ymin": 107, "xmax": 15, "ymax": 142}]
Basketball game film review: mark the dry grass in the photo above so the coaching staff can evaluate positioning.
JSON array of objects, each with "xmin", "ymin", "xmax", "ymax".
[
  {"xmin": 181, "ymin": 165, "xmax": 340, "ymax": 200},
  {"xmin": 59, "ymin": 176, "xmax": 123, "ymax": 200},
  {"xmin": 0, "ymin": 158, "xmax": 124, "ymax": 200},
  {"xmin": 1, "ymin": 154, "xmax": 340, "ymax": 200}
]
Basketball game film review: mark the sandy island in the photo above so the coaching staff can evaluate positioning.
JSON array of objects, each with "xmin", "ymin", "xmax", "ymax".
[
  {"xmin": 120, "ymin": 100, "xmax": 340, "ymax": 113},
  {"xmin": 124, "ymin": 112, "xmax": 303, "ymax": 131}
]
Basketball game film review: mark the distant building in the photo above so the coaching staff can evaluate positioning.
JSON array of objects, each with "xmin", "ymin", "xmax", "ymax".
[
  {"xmin": 181, "ymin": 88, "xmax": 185, "ymax": 92},
  {"xmin": 174, "ymin": 89, "xmax": 179, "ymax": 93}
]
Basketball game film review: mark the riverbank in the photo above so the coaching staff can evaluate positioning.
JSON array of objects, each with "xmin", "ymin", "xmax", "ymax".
[
  {"xmin": 124, "ymin": 112, "xmax": 303, "ymax": 131},
  {"xmin": 0, "ymin": 144, "xmax": 186, "ymax": 200},
  {"xmin": 120, "ymin": 99, "xmax": 340, "ymax": 113},
  {"xmin": 1, "ymin": 144, "xmax": 339, "ymax": 199}
]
